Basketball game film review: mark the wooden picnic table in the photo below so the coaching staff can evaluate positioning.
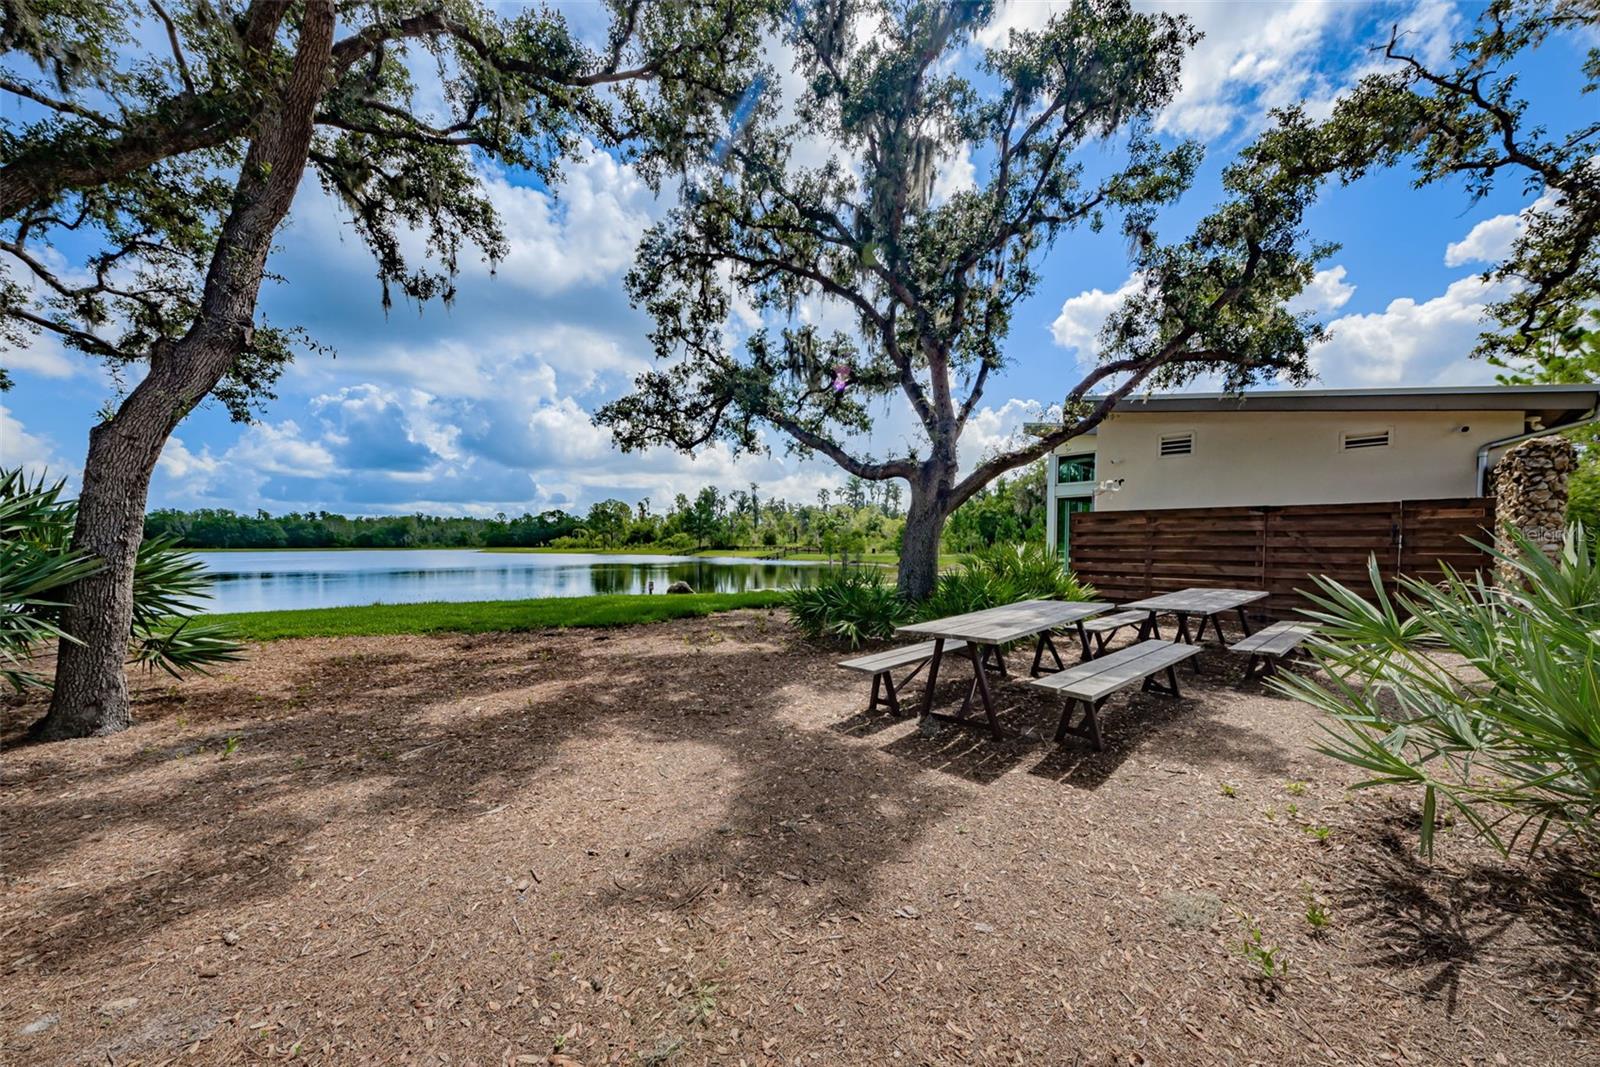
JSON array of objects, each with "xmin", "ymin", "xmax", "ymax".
[
  {"xmin": 896, "ymin": 599, "xmax": 1112, "ymax": 739},
  {"xmin": 1122, "ymin": 587, "xmax": 1269, "ymax": 651}
]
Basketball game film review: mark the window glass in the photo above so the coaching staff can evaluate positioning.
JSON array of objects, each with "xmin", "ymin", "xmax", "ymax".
[{"xmin": 1057, "ymin": 453, "xmax": 1096, "ymax": 483}]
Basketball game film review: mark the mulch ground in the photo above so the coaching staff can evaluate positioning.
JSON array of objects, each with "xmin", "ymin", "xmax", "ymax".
[{"xmin": 2, "ymin": 609, "xmax": 1596, "ymax": 1066}]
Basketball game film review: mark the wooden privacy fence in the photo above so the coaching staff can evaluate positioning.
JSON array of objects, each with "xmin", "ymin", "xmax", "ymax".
[{"xmin": 1067, "ymin": 498, "xmax": 1497, "ymax": 620}]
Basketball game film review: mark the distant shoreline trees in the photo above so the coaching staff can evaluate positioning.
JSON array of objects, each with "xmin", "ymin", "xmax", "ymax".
[{"xmin": 142, "ymin": 463, "xmax": 1048, "ymax": 555}]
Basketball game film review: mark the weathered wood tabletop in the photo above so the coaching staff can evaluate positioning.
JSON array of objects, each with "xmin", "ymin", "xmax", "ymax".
[
  {"xmin": 1122, "ymin": 587, "xmax": 1269, "ymax": 649},
  {"xmin": 896, "ymin": 599, "xmax": 1112, "ymax": 739}
]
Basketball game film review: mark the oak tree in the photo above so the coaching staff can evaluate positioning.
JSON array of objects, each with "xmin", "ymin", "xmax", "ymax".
[
  {"xmin": 1, "ymin": 0, "xmax": 768, "ymax": 738},
  {"xmin": 598, "ymin": 0, "xmax": 1337, "ymax": 598},
  {"xmin": 1308, "ymin": 0, "xmax": 1600, "ymax": 366}
]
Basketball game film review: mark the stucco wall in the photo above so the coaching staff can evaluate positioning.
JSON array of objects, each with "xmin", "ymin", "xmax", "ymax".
[{"xmin": 1067, "ymin": 409, "xmax": 1524, "ymax": 511}]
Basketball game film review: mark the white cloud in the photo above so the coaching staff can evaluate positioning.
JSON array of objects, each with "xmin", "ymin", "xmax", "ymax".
[
  {"xmin": 958, "ymin": 398, "xmax": 1048, "ymax": 471},
  {"xmin": 1444, "ymin": 189, "xmax": 1561, "ymax": 268},
  {"xmin": 0, "ymin": 404, "xmax": 76, "ymax": 483},
  {"xmin": 1287, "ymin": 265, "xmax": 1356, "ymax": 315},
  {"xmin": 225, "ymin": 420, "xmax": 340, "ymax": 478},
  {"xmin": 1050, "ymin": 273, "xmax": 1144, "ymax": 354},
  {"xmin": 477, "ymin": 147, "xmax": 657, "ymax": 293},
  {"xmin": 1311, "ymin": 274, "xmax": 1506, "ymax": 387},
  {"xmin": 157, "ymin": 435, "xmax": 220, "ymax": 481},
  {"xmin": 931, "ymin": 143, "xmax": 977, "ymax": 206},
  {"xmin": 979, "ymin": 1, "xmax": 1459, "ymax": 140},
  {"xmin": 4, "ymin": 334, "xmax": 78, "ymax": 380}
]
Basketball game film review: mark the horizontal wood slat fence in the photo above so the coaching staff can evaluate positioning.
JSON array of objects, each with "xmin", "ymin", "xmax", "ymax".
[{"xmin": 1068, "ymin": 498, "xmax": 1497, "ymax": 620}]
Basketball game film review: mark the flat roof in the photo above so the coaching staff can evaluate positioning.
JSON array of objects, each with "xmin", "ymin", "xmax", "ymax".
[
  {"xmin": 1024, "ymin": 385, "xmax": 1598, "ymax": 435},
  {"xmin": 1105, "ymin": 384, "xmax": 1600, "ymax": 413}
]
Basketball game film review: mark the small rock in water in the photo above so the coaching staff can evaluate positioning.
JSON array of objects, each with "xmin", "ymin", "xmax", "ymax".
[{"xmin": 20, "ymin": 1014, "xmax": 58, "ymax": 1036}]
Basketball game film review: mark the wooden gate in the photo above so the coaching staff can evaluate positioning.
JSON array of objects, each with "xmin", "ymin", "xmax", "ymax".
[{"xmin": 1067, "ymin": 498, "xmax": 1496, "ymax": 619}]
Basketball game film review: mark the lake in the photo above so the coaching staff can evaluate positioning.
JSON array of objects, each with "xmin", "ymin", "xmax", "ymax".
[{"xmin": 193, "ymin": 549, "xmax": 828, "ymax": 614}]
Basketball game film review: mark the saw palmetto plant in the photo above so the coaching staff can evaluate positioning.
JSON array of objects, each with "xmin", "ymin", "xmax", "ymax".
[
  {"xmin": 1277, "ymin": 525, "xmax": 1600, "ymax": 857},
  {"xmin": 1, "ymin": 468, "xmax": 242, "ymax": 692}
]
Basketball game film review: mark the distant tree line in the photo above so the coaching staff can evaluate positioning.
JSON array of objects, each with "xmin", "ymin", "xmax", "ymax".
[{"xmin": 146, "ymin": 465, "xmax": 1049, "ymax": 555}]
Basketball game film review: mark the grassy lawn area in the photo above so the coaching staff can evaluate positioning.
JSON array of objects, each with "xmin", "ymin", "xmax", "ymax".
[{"xmin": 210, "ymin": 590, "xmax": 787, "ymax": 640}]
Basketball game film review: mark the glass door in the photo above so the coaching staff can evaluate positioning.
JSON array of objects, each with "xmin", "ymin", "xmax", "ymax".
[{"xmin": 1056, "ymin": 497, "xmax": 1093, "ymax": 561}]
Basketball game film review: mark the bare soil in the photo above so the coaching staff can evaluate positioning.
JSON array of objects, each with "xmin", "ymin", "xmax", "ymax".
[{"xmin": 2, "ymin": 610, "xmax": 1596, "ymax": 1065}]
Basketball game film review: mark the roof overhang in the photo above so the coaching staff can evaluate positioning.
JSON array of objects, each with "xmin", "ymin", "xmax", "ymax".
[{"xmin": 1025, "ymin": 385, "xmax": 1600, "ymax": 436}]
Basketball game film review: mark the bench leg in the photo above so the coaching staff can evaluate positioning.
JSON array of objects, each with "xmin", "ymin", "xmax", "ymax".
[
  {"xmin": 868, "ymin": 671, "xmax": 884, "ymax": 714},
  {"xmin": 916, "ymin": 638, "xmax": 946, "ymax": 722},
  {"xmin": 966, "ymin": 643, "xmax": 1003, "ymax": 739},
  {"xmin": 1242, "ymin": 654, "xmax": 1277, "ymax": 683},
  {"xmin": 1056, "ymin": 697, "xmax": 1105, "ymax": 751},
  {"xmin": 1141, "ymin": 666, "xmax": 1183, "ymax": 698},
  {"xmin": 986, "ymin": 644, "xmax": 1009, "ymax": 678},
  {"xmin": 1030, "ymin": 632, "xmax": 1065, "ymax": 676}
]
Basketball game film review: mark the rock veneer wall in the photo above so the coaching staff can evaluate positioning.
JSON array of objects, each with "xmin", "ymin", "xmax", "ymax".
[{"xmin": 1491, "ymin": 434, "xmax": 1575, "ymax": 577}]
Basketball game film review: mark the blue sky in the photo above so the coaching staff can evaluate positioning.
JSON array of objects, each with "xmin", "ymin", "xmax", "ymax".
[{"xmin": 4, "ymin": 0, "xmax": 1589, "ymax": 517}]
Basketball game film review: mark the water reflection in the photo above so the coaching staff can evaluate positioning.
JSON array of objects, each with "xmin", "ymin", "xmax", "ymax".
[{"xmin": 194, "ymin": 550, "xmax": 828, "ymax": 613}]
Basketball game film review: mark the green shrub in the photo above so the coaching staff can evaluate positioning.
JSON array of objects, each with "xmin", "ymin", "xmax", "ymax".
[
  {"xmin": 919, "ymin": 542, "xmax": 1095, "ymax": 620},
  {"xmin": 786, "ymin": 568, "xmax": 914, "ymax": 648},
  {"xmin": 0, "ymin": 468, "xmax": 243, "ymax": 692},
  {"xmin": 1276, "ymin": 524, "xmax": 1600, "ymax": 856}
]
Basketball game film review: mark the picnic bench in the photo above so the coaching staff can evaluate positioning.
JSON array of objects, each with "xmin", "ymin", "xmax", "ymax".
[
  {"xmin": 1079, "ymin": 609, "xmax": 1154, "ymax": 658},
  {"xmin": 1027, "ymin": 639, "xmax": 1202, "ymax": 750},
  {"xmin": 838, "ymin": 639, "xmax": 968, "ymax": 716},
  {"xmin": 1229, "ymin": 621, "xmax": 1317, "ymax": 681},
  {"xmin": 895, "ymin": 599, "xmax": 1112, "ymax": 738},
  {"xmin": 1123, "ymin": 587, "xmax": 1270, "ymax": 670}
]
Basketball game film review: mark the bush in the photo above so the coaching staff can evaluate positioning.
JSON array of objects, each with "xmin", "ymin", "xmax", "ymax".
[
  {"xmin": 920, "ymin": 542, "xmax": 1096, "ymax": 620},
  {"xmin": 1277, "ymin": 524, "xmax": 1600, "ymax": 856},
  {"xmin": 785, "ymin": 543, "xmax": 1096, "ymax": 649},
  {"xmin": 786, "ymin": 568, "xmax": 914, "ymax": 648},
  {"xmin": 0, "ymin": 469, "xmax": 243, "ymax": 692}
]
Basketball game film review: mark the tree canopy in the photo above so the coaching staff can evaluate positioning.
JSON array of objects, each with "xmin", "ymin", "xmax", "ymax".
[
  {"xmin": 597, "ymin": 0, "xmax": 1338, "ymax": 595},
  {"xmin": 1302, "ymin": 0, "xmax": 1600, "ymax": 366},
  {"xmin": 1, "ymin": 0, "xmax": 769, "ymax": 415}
]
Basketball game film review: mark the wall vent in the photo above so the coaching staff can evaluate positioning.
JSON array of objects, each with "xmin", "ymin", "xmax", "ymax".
[
  {"xmin": 1342, "ymin": 429, "xmax": 1392, "ymax": 451},
  {"xmin": 1158, "ymin": 432, "xmax": 1195, "ymax": 457}
]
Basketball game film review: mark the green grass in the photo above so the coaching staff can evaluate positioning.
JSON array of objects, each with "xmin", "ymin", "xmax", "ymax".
[{"xmin": 209, "ymin": 591, "xmax": 787, "ymax": 641}]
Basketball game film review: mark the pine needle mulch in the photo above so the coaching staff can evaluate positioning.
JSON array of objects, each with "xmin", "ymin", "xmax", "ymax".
[{"xmin": 2, "ymin": 610, "xmax": 1596, "ymax": 1065}]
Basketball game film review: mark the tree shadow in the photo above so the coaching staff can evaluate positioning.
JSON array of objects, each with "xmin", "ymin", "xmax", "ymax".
[
  {"xmin": 1333, "ymin": 817, "xmax": 1600, "ymax": 1020},
  {"xmin": 2, "ymin": 619, "xmax": 968, "ymax": 977}
]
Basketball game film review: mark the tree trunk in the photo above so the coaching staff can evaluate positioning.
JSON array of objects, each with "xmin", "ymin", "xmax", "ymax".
[
  {"xmin": 29, "ymin": 418, "xmax": 169, "ymax": 738},
  {"xmin": 898, "ymin": 463, "xmax": 955, "ymax": 601},
  {"xmin": 32, "ymin": 1, "xmax": 336, "ymax": 741}
]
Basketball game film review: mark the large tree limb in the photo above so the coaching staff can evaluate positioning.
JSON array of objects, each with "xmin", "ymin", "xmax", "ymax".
[{"xmin": 767, "ymin": 413, "xmax": 915, "ymax": 480}]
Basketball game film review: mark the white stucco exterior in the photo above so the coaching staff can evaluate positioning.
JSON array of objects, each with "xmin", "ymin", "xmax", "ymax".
[{"xmin": 1039, "ymin": 386, "xmax": 1600, "ymax": 558}]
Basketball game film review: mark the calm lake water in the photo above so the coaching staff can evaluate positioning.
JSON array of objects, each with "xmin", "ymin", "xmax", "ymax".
[{"xmin": 194, "ymin": 550, "xmax": 827, "ymax": 614}]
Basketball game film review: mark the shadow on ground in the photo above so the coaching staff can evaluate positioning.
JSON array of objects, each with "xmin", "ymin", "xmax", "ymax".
[
  {"xmin": 1331, "ymin": 815, "xmax": 1600, "ymax": 1020},
  {"xmin": 1, "ymin": 619, "xmax": 964, "ymax": 974}
]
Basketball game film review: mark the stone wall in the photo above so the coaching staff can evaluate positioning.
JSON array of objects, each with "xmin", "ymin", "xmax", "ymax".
[{"xmin": 1491, "ymin": 434, "xmax": 1575, "ymax": 576}]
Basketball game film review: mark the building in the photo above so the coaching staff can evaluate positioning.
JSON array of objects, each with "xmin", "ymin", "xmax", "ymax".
[{"xmin": 1033, "ymin": 384, "xmax": 1600, "ymax": 559}]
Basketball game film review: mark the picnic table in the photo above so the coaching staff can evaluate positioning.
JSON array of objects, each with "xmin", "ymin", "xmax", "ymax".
[
  {"xmin": 896, "ymin": 599, "xmax": 1112, "ymax": 738},
  {"xmin": 1123, "ymin": 587, "xmax": 1269, "ymax": 651}
]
